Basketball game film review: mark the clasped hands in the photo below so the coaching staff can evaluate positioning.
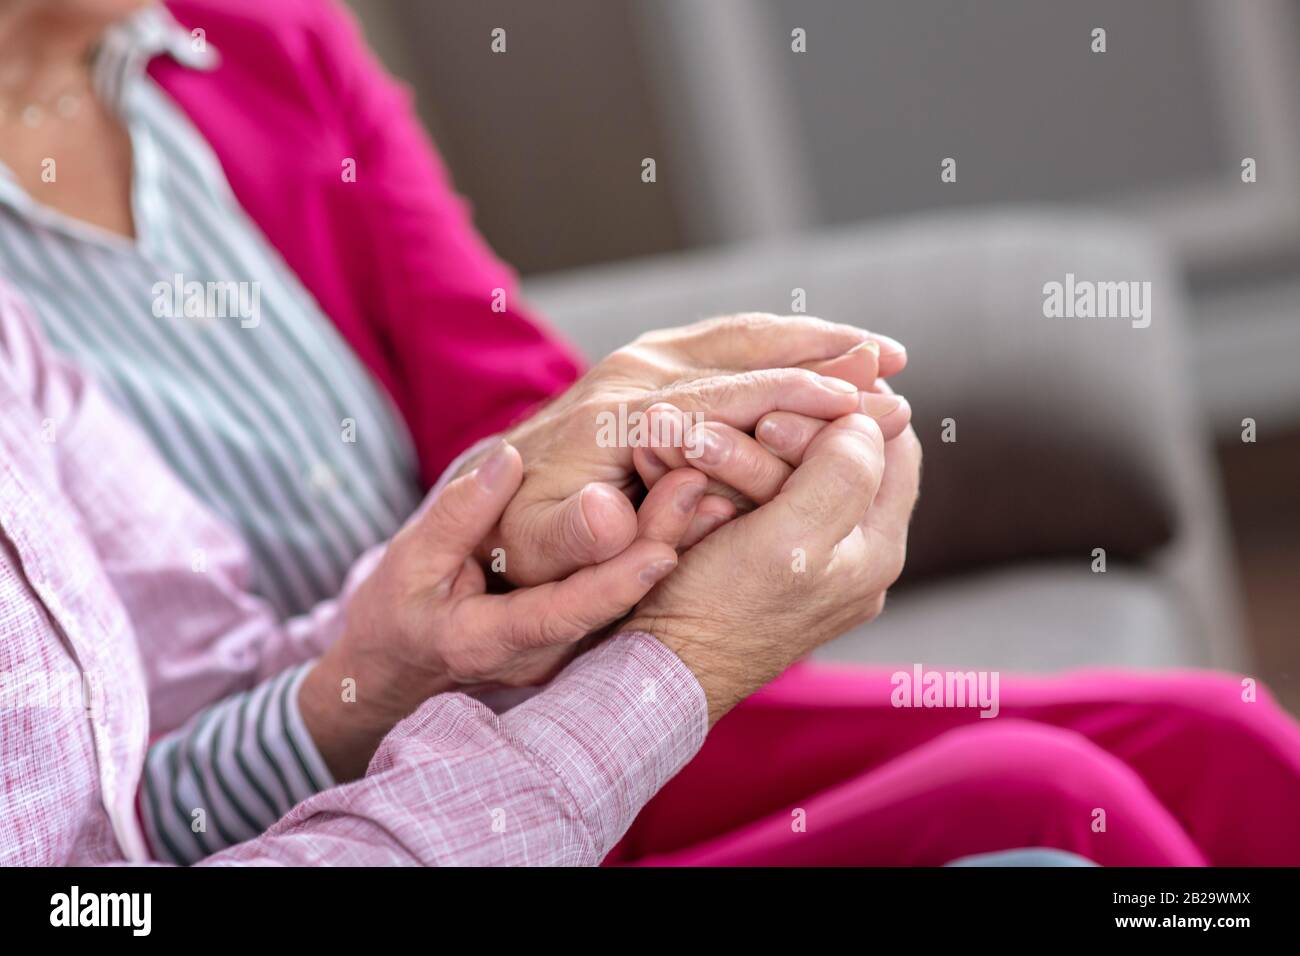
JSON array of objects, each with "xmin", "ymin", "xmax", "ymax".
[{"xmin": 301, "ymin": 315, "xmax": 922, "ymax": 779}]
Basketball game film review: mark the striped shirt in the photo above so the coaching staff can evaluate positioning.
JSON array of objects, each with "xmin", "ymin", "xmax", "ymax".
[
  {"xmin": 0, "ymin": 8, "xmax": 422, "ymax": 860},
  {"xmin": 0, "ymin": 279, "xmax": 706, "ymax": 865},
  {"xmin": 142, "ymin": 663, "xmax": 334, "ymax": 864},
  {"xmin": 0, "ymin": 7, "xmax": 422, "ymax": 620}
]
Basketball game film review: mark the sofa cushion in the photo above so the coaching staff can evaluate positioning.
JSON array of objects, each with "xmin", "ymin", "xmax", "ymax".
[{"xmin": 812, "ymin": 563, "xmax": 1200, "ymax": 671}]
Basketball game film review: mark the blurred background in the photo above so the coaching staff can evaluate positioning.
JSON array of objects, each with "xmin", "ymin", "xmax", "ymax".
[{"xmin": 343, "ymin": 0, "xmax": 1299, "ymax": 711}]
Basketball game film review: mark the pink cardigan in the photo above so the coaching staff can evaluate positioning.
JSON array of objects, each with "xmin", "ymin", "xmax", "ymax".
[{"xmin": 152, "ymin": 0, "xmax": 583, "ymax": 484}]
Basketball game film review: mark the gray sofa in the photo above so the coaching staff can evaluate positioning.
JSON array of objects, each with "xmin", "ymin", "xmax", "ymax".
[{"xmin": 524, "ymin": 210, "xmax": 1246, "ymax": 672}]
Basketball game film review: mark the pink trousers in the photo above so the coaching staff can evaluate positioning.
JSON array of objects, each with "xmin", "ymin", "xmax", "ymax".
[{"xmin": 606, "ymin": 664, "xmax": 1300, "ymax": 866}]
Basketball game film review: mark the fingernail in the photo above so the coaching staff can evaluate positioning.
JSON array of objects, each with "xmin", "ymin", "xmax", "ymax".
[
  {"xmin": 820, "ymin": 376, "xmax": 859, "ymax": 395},
  {"xmin": 474, "ymin": 440, "xmax": 513, "ymax": 490},
  {"xmin": 848, "ymin": 340, "xmax": 880, "ymax": 357},
  {"xmin": 691, "ymin": 426, "xmax": 728, "ymax": 465},
  {"xmin": 858, "ymin": 392, "xmax": 902, "ymax": 418},
  {"xmin": 645, "ymin": 402, "xmax": 684, "ymax": 448},
  {"xmin": 757, "ymin": 417, "xmax": 792, "ymax": 452},
  {"xmin": 675, "ymin": 481, "xmax": 706, "ymax": 514},
  {"xmin": 700, "ymin": 512, "xmax": 729, "ymax": 534},
  {"xmin": 572, "ymin": 485, "xmax": 600, "ymax": 545},
  {"xmin": 639, "ymin": 557, "xmax": 676, "ymax": 585}
]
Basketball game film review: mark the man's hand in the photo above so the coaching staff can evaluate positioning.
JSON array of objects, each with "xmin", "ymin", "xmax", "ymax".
[
  {"xmin": 298, "ymin": 440, "xmax": 706, "ymax": 781},
  {"xmin": 468, "ymin": 313, "xmax": 908, "ymax": 585},
  {"xmin": 625, "ymin": 418, "xmax": 923, "ymax": 726}
]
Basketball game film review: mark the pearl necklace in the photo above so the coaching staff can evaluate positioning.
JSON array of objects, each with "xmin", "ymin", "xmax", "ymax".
[{"xmin": 0, "ymin": 63, "xmax": 89, "ymax": 128}]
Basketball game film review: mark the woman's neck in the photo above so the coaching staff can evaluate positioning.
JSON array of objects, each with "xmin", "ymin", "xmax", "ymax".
[{"xmin": 0, "ymin": 5, "xmax": 111, "ymax": 107}]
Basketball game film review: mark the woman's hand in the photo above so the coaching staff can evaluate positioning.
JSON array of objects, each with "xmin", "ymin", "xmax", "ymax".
[
  {"xmin": 299, "ymin": 440, "xmax": 707, "ymax": 781},
  {"xmin": 629, "ymin": 379, "xmax": 913, "ymax": 546},
  {"xmin": 467, "ymin": 313, "xmax": 907, "ymax": 585},
  {"xmin": 626, "ymin": 416, "xmax": 923, "ymax": 725}
]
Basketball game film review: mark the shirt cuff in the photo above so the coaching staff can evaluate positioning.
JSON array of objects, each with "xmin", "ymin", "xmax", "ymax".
[
  {"xmin": 141, "ymin": 662, "xmax": 334, "ymax": 864},
  {"xmin": 285, "ymin": 662, "xmax": 336, "ymax": 793},
  {"xmin": 499, "ymin": 631, "xmax": 707, "ymax": 855}
]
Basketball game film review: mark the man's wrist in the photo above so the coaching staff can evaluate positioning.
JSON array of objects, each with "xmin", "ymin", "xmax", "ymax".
[{"xmin": 623, "ymin": 616, "xmax": 746, "ymax": 727}]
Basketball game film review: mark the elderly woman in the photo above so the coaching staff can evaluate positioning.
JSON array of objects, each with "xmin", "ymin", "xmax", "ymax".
[{"xmin": 1, "ymin": 0, "xmax": 1297, "ymax": 867}]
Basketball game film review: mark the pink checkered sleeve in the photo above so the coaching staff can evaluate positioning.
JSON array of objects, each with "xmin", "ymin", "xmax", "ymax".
[
  {"xmin": 201, "ymin": 632, "xmax": 706, "ymax": 866},
  {"xmin": 0, "ymin": 281, "xmax": 709, "ymax": 866}
]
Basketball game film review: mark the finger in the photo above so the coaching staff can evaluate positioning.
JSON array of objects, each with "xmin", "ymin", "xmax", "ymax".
[
  {"xmin": 763, "ymin": 387, "xmax": 910, "ymax": 535},
  {"xmin": 642, "ymin": 403, "xmax": 791, "ymax": 505},
  {"xmin": 660, "ymin": 368, "xmax": 860, "ymax": 431},
  {"xmin": 861, "ymin": 424, "xmax": 923, "ymax": 543},
  {"xmin": 635, "ymin": 467, "xmax": 707, "ymax": 547},
  {"xmin": 860, "ymin": 378, "xmax": 913, "ymax": 440},
  {"xmin": 405, "ymin": 440, "xmax": 523, "ymax": 578},
  {"xmin": 831, "ymin": 333, "xmax": 909, "ymax": 378},
  {"xmin": 632, "ymin": 443, "xmax": 670, "ymax": 490},
  {"xmin": 750, "ymin": 413, "xmax": 886, "ymax": 553},
  {"xmin": 637, "ymin": 313, "xmax": 906, "ymax": 375},
  {"xmin": 755, "ymin": 411, "xmax": 827, "ymax": 466},
  {"xmin": 870, "ymin": 332, "xmax": 908, "ymax": 377},
  {"xmin": 859, "ymin": 388, "xmax": 913, "ymax": 441},
  {"xmin": 490, "ymin": 537, "xmax": 681, "ymax": 649},
  {"xmin": 756, "ymin": 386, "xmax": 912, "ymax": 466},
  {"xmin": 685, "ymin": 420, "xmax": 793, "ymax": 504},
  {"xmin": 515, "ymin": 481, "xmax": 638, "ymax": 582},
  {"xmin": 679, "ymin": 494, "xmax": 736, "ymax": 548},
  {"xmin": 803, "ymin": 341, "xmax": 879, "ymax": 390},
  {"xmin": 634, "ymin": 402, "xmax": 694, "ymax": 475}
]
